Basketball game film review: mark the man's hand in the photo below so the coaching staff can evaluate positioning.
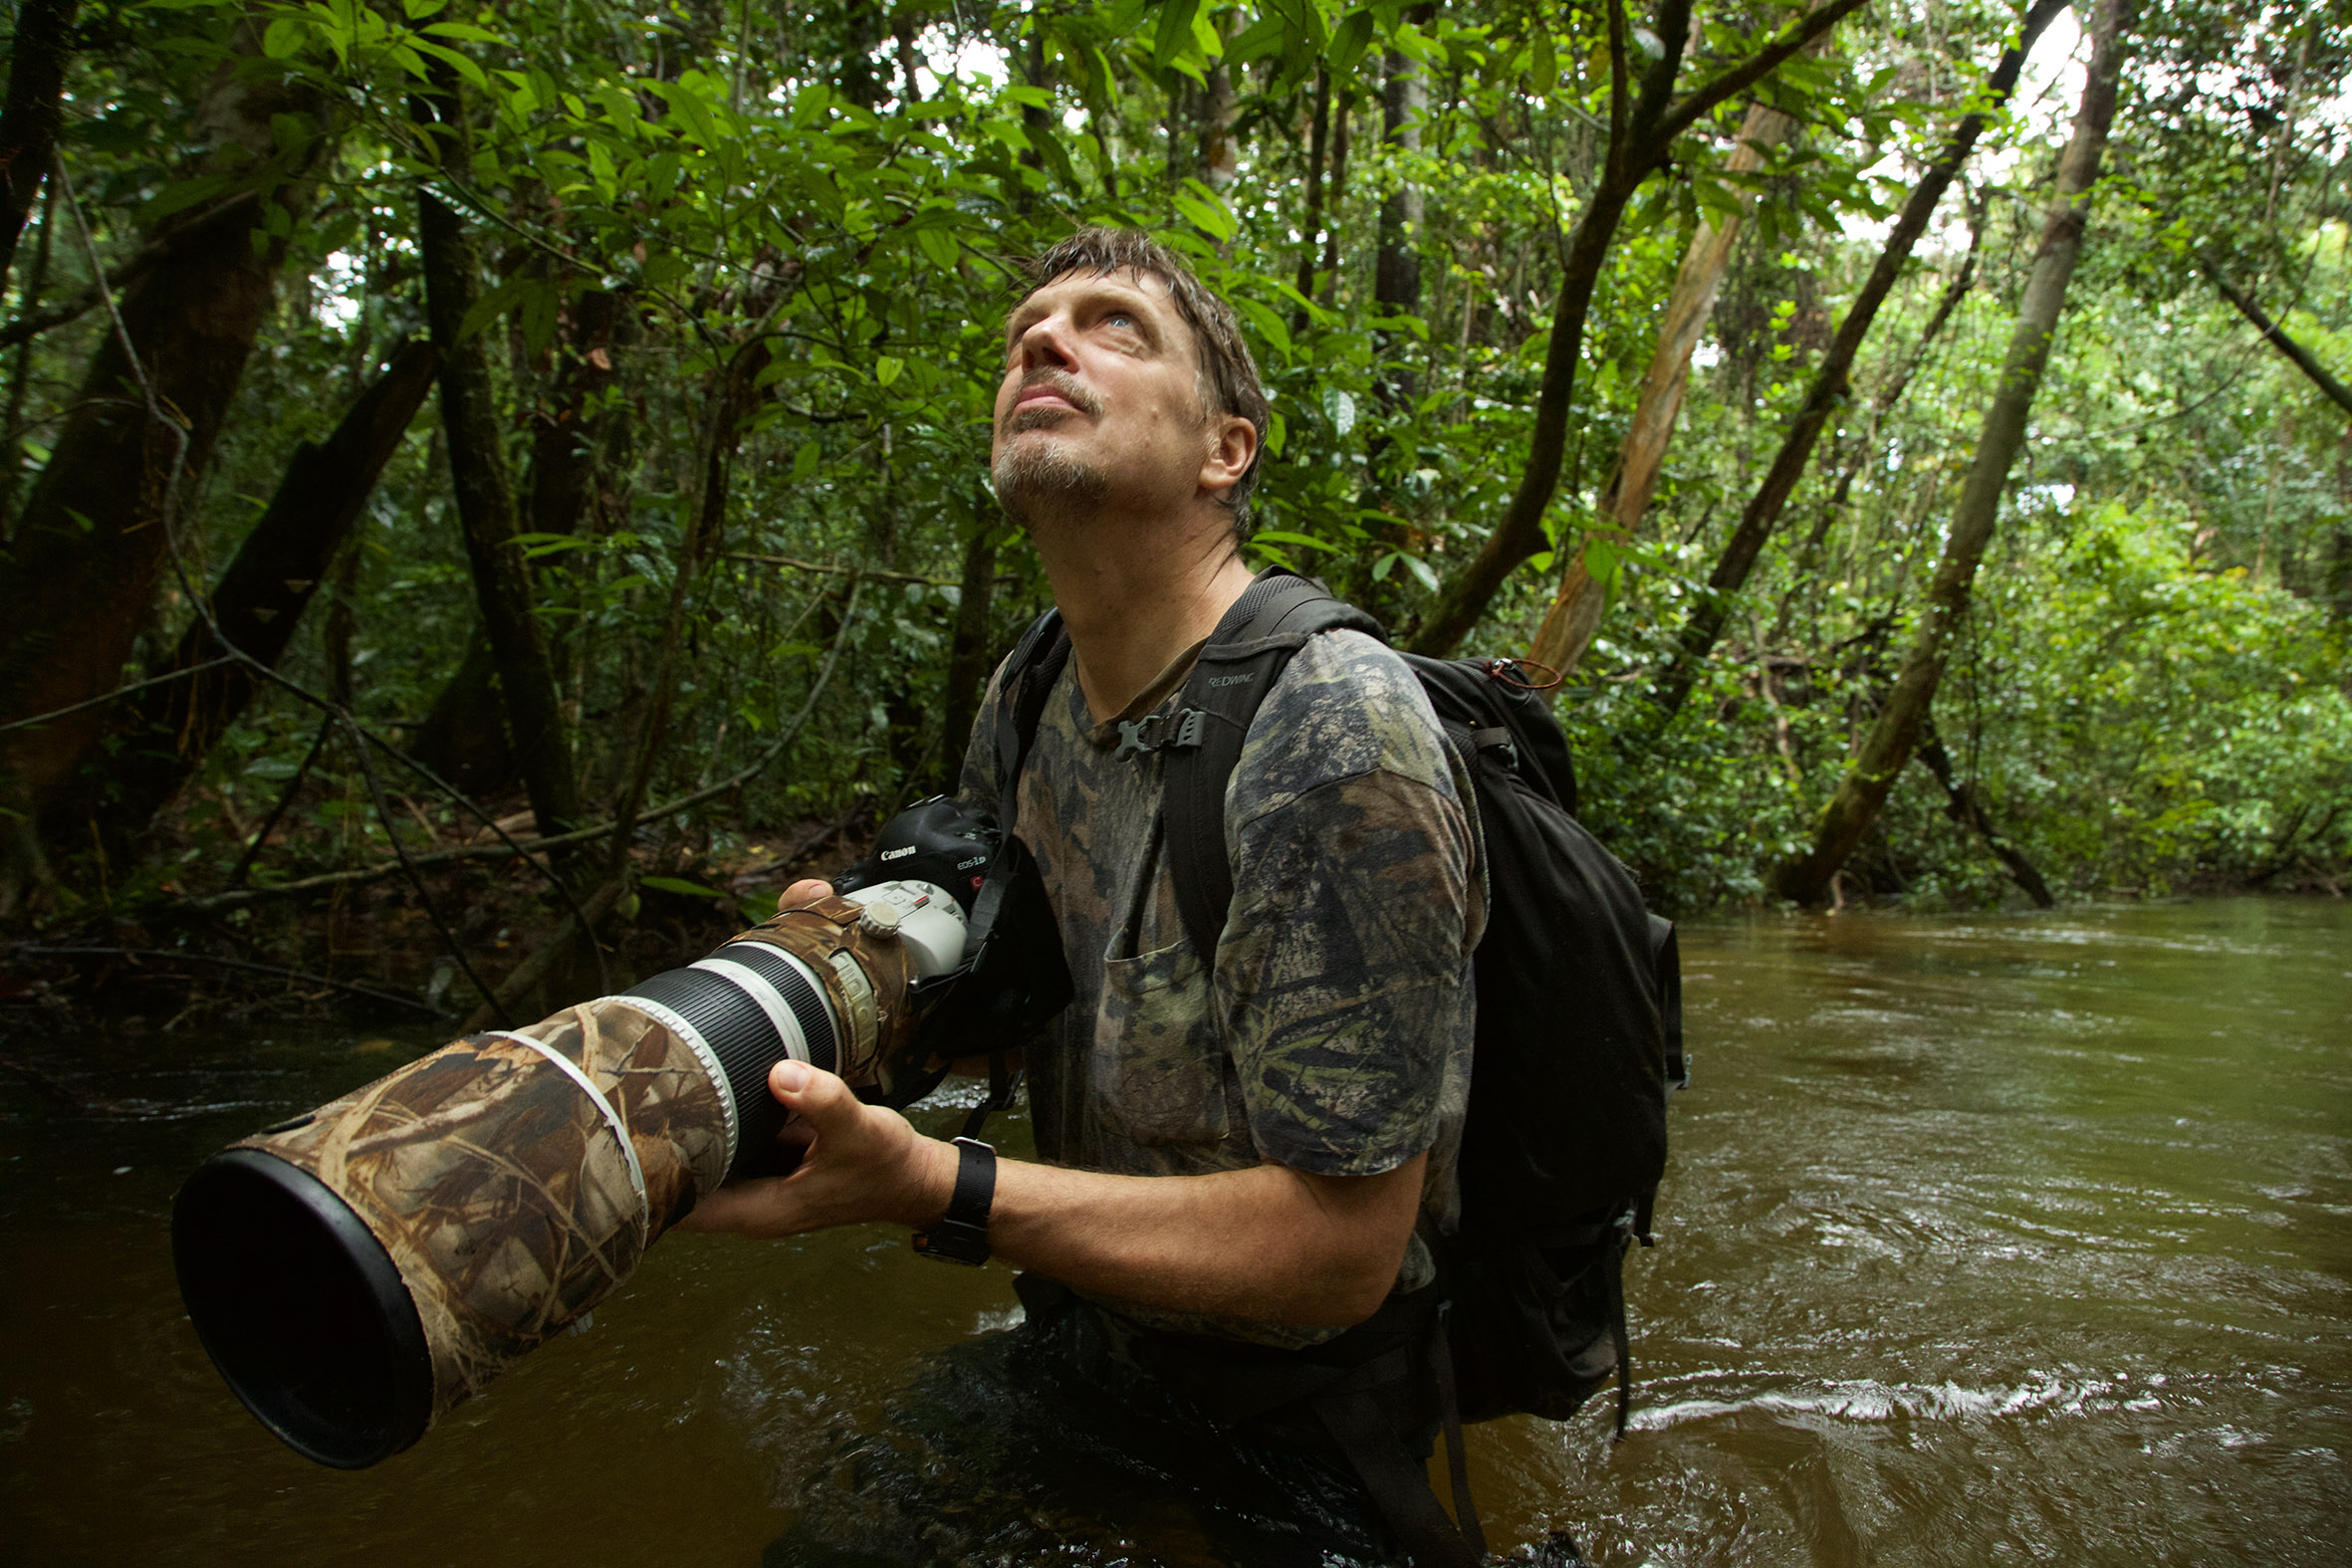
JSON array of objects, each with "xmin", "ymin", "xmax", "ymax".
[{"xmin": 672, "ymin": 1060, "xmax": 958, "ymax": 1239}]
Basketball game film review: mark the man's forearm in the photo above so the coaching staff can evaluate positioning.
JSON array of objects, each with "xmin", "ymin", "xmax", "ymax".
[
  {"xmin": 972, "ymin": 1147, "xmax": 1427, "ymax": 1327},
  {"xmin": 677, "ymin": 1060, "xmax": 1424, "ymax": 1329}
]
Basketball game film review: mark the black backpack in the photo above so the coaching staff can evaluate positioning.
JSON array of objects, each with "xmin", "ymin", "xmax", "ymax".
[{"xmin": 987, "ymin": 568, "xmax": 1688, "ymax": 1438}]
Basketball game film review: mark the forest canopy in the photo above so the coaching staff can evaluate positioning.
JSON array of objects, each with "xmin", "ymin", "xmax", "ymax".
[{"xmin": 0, "ymin": 0, "xmax": 2344, "ymax": 1018}]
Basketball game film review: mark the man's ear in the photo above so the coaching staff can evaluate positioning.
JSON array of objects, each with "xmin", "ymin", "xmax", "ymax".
[{"xmin": 1199, "ymin": 411, "xmax": 1258, "ymax": 503}]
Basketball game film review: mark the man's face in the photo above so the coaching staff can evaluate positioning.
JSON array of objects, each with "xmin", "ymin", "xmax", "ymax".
[{"xmin": 991, "ymin": 267, "xmax": 1225, "ymax": 530}]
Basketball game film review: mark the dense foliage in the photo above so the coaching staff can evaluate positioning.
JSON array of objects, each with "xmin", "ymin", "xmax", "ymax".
[{"xmin": 0, "ymin": 0, "xmax": 2344, "ymax": 1010}]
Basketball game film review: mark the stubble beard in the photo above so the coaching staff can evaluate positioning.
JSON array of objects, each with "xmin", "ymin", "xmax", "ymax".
[{"xmin": 993, "ymin": 372, "xmax": 1109, "ymax": 530}]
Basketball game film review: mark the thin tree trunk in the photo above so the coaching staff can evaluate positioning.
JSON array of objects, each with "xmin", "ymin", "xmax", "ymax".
[
  {"xmin": 0, "ymin": 0, "xmax": 76, "ymax": 291},
  {"xmin": 1527, "ymin": 96, "xmax": 1793, "ymax": 676},
  {"xmin": 2330, "ymin": 428, "xmax": 2352, "ymax": 621},
  {"xmin": 412, "ymin": 80, "xmax": 582, "ymax": 844},
  {"xmin": 1916, "ymin": 715, "xmax": 2054, "ymax": 906},
  {"xmin": 103, "ymin": 341, "xmax": 438, "ymax": 835},
  {"xmin": 605, "ymin": 329, "xmax": 770, "ymax": 878},
  {"xmin": 1293, "ymin": 64, "xmax": 1330, "ymax": 328},
  {"xmin": 1649, "ymin": 0, "xmax": 2065, "ymax": 723},
  {"xmin": 409, "ymin": 627, "xmax": 514, "ymax": 795},
  {"xmin": 527, "ymin": 291, "xmax": 618, "ymax": 548},
  {"xmin": 0, "ymin": 175, "xmax": 56, "ymax": 536},
  {"xmin": 1786, "ymin": 195, "xmax": 1988, "ymax": 590},
  {"xmin": 1318, "ymin": 92, "xmax": 1350, "ymax": 307},
  {"xmin": 0, "ymin": 37, "xmax": 323, "ymax": 905},
  {"xmin": 2204, "ymin": 259, "xmax": 2352, "ymax": 420},
  {"xmin": 1772, "ymin": 0, "xmax": 2130, "ymax": 906},
  {"xmin": 1198, "ymin": 57, "xmax": 1238, "ymax": 192},
  {"xmin": 941, "ymin": 514, "xmax": 998, "ymax": 780},
  {"xmin": 1374, "ymin": 45, "xmax": 1427, "ymax": 408},
  {"xmin": 1407, "ymin": 0, "xmax": 1867, "ymax": 658}
]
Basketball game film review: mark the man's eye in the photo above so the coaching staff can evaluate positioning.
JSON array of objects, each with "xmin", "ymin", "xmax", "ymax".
[{"xmin": 1103, "ymin": 312, "xmax": 1135, "ymax": 330}]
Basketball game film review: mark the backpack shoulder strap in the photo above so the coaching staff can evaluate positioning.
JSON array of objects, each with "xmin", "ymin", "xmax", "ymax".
[
  {"xmin": 991, "ymin": 606, "xmax": 1071, "ymax": 801},
  {"xmin": 1161, "ymin": 570, "xmax": 1383, "ymax": 961}
]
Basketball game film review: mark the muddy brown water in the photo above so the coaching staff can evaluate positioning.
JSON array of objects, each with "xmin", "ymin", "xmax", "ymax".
[{"xmin": 2, "ymin": 899, "xmax": 2346, "ymax": 1566}]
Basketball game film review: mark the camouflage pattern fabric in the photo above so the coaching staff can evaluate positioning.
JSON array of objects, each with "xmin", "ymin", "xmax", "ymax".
[
  {"xmin": 230, "ymin": 999, "xmax": 733, "ymax": 1426},
  {"xmin": 960, "ymin": 628, "xmax": 1482, "ymax": 1347}
]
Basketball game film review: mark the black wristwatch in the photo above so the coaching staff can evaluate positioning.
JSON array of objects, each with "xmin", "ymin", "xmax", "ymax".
[{"xmin": 911, "ymin": 1136, "xmax": 996, "ymax": 1265}]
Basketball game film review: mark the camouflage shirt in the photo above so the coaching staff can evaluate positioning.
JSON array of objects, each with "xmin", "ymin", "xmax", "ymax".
[{"xmin": 959, "ymin": 627, "xmax": 1483, "ymax": 1347}]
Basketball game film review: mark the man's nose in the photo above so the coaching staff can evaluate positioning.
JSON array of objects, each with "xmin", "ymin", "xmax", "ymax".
[{"xmin": 1012, "ymin": 313, "xmax": 1077, "ymax": 370}]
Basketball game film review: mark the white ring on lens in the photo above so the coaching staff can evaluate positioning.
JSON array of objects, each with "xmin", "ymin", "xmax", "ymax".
[
  {"xmin": 690, "ymin": 953, "xmax": 812, "ymax": 1064},
  {"xmin": 592, "ymin": 994, "xmax": 738, "ymax": 1167},
  {"xmin": 481, "ymin": 1029, "xmax": 650, "ymax": 1235}
]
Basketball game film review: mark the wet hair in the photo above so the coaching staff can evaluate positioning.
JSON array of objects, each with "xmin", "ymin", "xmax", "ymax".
[{"xmin": 1015, "ymin": 226, "xmax": 1269, "ymax": 532}]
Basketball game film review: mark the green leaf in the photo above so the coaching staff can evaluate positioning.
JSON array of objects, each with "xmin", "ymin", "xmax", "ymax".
[
  {"xmin": 1230, "ymin": 296, "xmax": 1293, "ymax": 358},
  {"xmin": 1328, "ymin": 10, "xmax": 1376, "ymax": 79},
  {"xmin": 640, "ymin": 875, "xmax": 726, "ymax": 899},
  {"xmin": 1254, "ymin": 530, "xmax": 1339, "ymax": 554},
  {"xmin": 1172, "ymin": 185, "xmax": 1235, "ymax": 243},
  {"xmin": 793, "ymin": 441, "xmax": 821, "ymax": 480},
  {"xmin": 1190, "ymin": 4, "xmax": 1224, "ymax": 58},
  {"xmin": 875, "ymin": 354, "xmax": 904, "ymax": 387},
  {"xmin": 1153, "ymin": 0, "xmax": 1203, "ymax": 68},
  {"xmin": 412, "ymin": 37, "xmax": 488, "ymax": 89},
  {"xmin": 456, "ymin": 276, "xmax": 534, "ymax": 343},
  {"xmin": 262, "ymin": 16, "xmax": 308, "ymax": 59},
  {"xmin": 1529, "ymin": 31, "xmax": 1556, "ymax": 94},
  {"xmin": 914, "ymin": 224, "xmax": 961, "ymax": 272}
]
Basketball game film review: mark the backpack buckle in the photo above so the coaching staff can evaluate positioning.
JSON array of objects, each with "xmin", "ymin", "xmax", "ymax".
[
  {"xmin": 1112, "ymin": 715, "xmax": 1162, "ymax": 761},
  {"xmin": 1112, "ymin": 709, "xmax": 1206, "ymax": 762},
  {"xmin": 1468, "ymin": 725, "xmax": 1519, "ymax": 774}
]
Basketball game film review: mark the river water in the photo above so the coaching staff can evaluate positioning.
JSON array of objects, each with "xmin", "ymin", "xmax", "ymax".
[{"xmin": 2, "ymin": 899, "xmax": 2346, "ymax": 1566}]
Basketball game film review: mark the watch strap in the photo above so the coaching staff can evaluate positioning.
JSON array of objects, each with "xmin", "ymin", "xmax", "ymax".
[{"xmin": 912, "ymin": 1136, "xmax": 995, "ymax": 1265}]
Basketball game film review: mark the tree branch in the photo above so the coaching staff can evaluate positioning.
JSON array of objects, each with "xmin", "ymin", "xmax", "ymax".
[
  {"xmin": 1651, "ymin": 0, "xmax": 1871, "ymax": 157},
  {"xmin": 2203, "ymin": 258, "xmax": 2352, "ymax": 419}
]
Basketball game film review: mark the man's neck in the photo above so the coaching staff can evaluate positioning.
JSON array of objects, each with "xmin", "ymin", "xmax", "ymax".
[{"xmin": 1033, "ymin": 508, "xmax": 1257, "ymax": 724}]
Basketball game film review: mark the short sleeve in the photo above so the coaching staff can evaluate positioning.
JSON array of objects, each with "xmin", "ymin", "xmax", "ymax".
[{"xmin": 1212, "ymin": 631, "xmax": 1480, "ymax": 1179}]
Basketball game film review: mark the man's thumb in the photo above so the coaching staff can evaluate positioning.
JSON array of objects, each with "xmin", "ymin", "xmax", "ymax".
[{"xmin": 768, "ymin": 1058, "xmax": 844, "ymax": 1118}]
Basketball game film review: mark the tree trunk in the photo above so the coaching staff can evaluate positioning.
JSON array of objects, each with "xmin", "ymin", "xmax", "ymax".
[
  {"xmin": 1407, "ymin": 0, "xmax": 1867, "ymax": 659},
  {"xmin": 1293, "ymin": 64, "xmax": 1331, "ymax": 326},
  {"xmin": 2330, "ymin": 428, "xmax": 2352, "ymax": 621},
  {"xmin": 1374, "ymin": 44, "xmax": 1427, "ymax": 407},
  {"xmin": 1527, "ymin": 96, "xmax": 1792, "ymax": 676},
  {"xmin": 1318, "ymin": 91, "xmax": 1350, "ymax": 307},
  {"xmin": 1771, "ymin": 0, "xmax": 2130, "ymax": 907},
  {"xmin": 605, "ymin": 327, "xmax": 771, "ymax": 877},
  {"xmin": 0, "ymin": 38, "xmax": 323, "ymax": 904},
  {"xmin": 413, "ymin": 82, "xmax": 582, "ymax": 843},
  {"xmin": 408, "ymin": 627, "xmax": 515, "ymax": 796},
  {"xmin": 0, "ymin": 176, "xmax": 56, "ymax": 537},
  {"xmin": 0, "ymin": 0, "xmax": 75, "ymax": 291},
  {"xmin": 1784, "ymin": 197, "xmax": 1988, "ymax": 594},
  {"xmin": 99, "ymin": 341, "xmax": 438, "ymax": 836},
  {"xmin": 1648, "ymin": 0, "xmax": 2065, "ymax": 724},
  {"xmin": 527, "ymin": 291, "xmax": 618, "ymax": 548},
  {"xmin": 1198, "ymin": 57, "xmax": 1238, "ymax": 192},
  {"xmin": 941, "ymin": 515, "xmax": 998, "ymax": 781}
]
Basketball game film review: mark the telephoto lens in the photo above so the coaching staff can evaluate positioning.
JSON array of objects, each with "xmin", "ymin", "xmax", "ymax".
[{"xmin": 171, "ymin": 797, "xmax": 1058, "ymax": 1469}]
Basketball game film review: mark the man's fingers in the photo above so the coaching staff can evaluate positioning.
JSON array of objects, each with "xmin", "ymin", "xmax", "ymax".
[
  {"xmin": 775, "ymin": 878, "xmax": 831, "ymax": 912},
  {"xmin": 672, "ymin": 1178, "xmax": 787, "ymax": 1234}
]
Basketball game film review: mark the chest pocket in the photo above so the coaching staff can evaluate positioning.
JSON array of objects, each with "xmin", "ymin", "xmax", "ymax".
[{"xmin": 1091, "ymin": 939, "xmax": 1230, "ymax": 1147}]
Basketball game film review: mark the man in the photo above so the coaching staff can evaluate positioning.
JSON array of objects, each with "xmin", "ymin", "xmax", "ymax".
[{"xmin": 683, "ymin": 228, "xmax": 1483, "ymax": 1565}]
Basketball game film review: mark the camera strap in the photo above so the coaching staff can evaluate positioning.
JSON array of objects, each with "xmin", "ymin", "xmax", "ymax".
[{"xmin": 959, "ymin": 1051, "xmax": 1026, "ymax": 1141}]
